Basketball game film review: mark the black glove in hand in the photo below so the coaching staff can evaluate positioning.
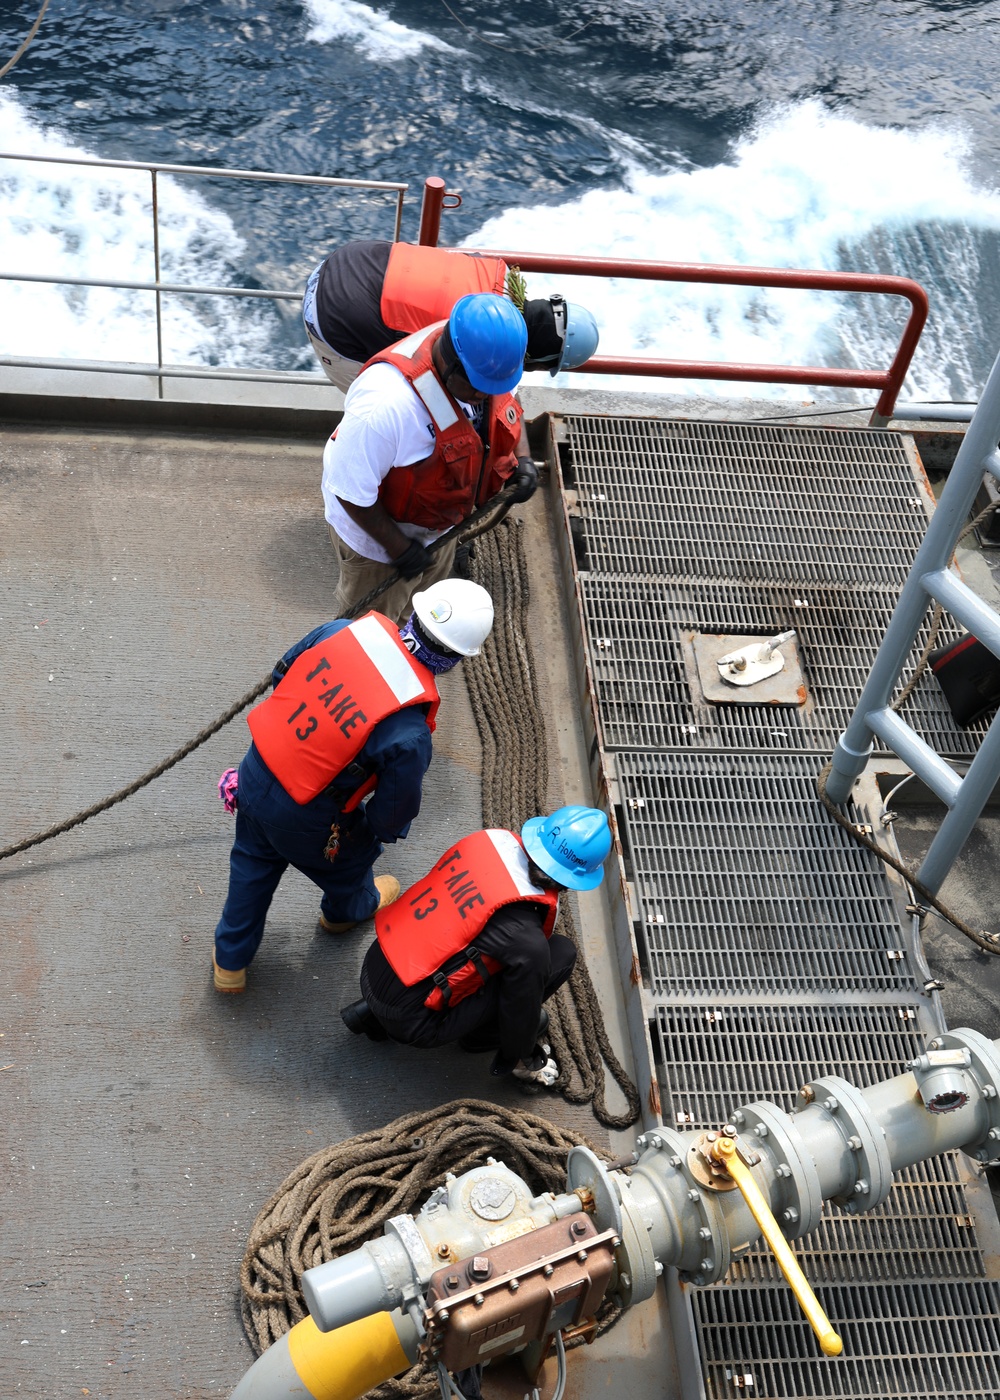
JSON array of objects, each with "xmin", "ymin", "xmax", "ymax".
[
  {"xmin": 510, "ymin": 456, "xmax": 539, "ymax": 504},
  {"xmin": 512, "ymin": 1042, "xmax": 558, "ymax": 1088},
  {"xmin": 392, "ymin": 538, "xmax": 433, "ymax": 579},
  {"xmin": 519, "ymin": 1042, "xmax": 550, "ymax": 1073},
  {"xmin": 489, "ymin": 1047, "xmax": 520, "ymax": 1077}
]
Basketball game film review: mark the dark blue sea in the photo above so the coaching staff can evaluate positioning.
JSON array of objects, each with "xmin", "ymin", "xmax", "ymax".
[{"xmin": 1, "ymin": 0, "xmax": 999, "ymax": 400}]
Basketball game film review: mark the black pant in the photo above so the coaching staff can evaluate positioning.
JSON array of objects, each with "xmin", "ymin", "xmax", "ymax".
[{"xmin": 360, "ymin": 933, "xmax": 576, "ymax": 1049}]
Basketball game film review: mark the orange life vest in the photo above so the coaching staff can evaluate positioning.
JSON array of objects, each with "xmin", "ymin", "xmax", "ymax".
[
  {"xmin": 379, "ymin": 244, "xmax": 507, "ymax": 335},
  {"xmin": 375, "ymin": 828, "xmax": 559, "ymax": 1012},
  {"xmin": 246, "ymin": 612, "xmax": 439, "ymax": 805},
  {"xmin": 366, "ymin": 323, "xmax": 523, "ymax": 530}
]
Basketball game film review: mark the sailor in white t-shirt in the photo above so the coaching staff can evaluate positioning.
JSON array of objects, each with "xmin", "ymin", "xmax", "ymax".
[{"xmin": 321, "ymin": 294, "xmax": 534, "ymax": 625}]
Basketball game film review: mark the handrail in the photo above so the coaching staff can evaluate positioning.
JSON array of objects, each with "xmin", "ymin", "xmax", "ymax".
[
  {"xmin": 0, "ymin": 150, "xmax": 409, "ymax": 397},
  {"xmin": 4, "ymin": 271, "xmax": 301, "ymax": 300},
  {"xmin": 0, "ymin": 149, "xmax": 408, "ymax": 192},
  {"xmin": 0, "ymin": 152, "xmax": 928, "ymax": 420},
  {"xmin": 466, "ymin": 249, "xmax": 929, "ymax": 426}
]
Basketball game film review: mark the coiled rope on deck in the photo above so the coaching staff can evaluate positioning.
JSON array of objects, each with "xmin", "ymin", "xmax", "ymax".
[
  {"xmin": 240, "ymin": 1098, "xmax": 621, "ymax": 1374},
  {"xmin": 466, "ymin": 517, "xmax": 641, "ymax": 1130}
]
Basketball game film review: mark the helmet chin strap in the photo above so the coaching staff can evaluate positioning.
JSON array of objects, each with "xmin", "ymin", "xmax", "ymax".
[{"xmin": 399, "ymin": 616, "xmax": 461, "ymax": 674}]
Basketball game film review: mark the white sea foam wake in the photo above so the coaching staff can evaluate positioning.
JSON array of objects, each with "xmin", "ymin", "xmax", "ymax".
[
  {"xmin": 0, "ymin": 90, "xmax": 275, "ymax": 369},
  {"xmin": 2, "ymin": 92, "xmax": 1000, "ymax": 399},
  {"xmin": 466, "ymin": 102, "xmax": 1000, "ymax": 402},
  {"xmin": 303, "ymin": 0, "xmax": 457, "ymax": 61}
]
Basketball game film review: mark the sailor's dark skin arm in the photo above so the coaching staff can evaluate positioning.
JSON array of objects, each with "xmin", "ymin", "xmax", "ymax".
[{"xmin": 335, "ymin": 497, "xmax": 411, "ymax": 560}]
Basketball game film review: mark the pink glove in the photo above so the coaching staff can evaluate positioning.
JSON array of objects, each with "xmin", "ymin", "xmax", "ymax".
[{"xmin": 218, "ymin": 767, "xmax": 239, "ymax": 814}]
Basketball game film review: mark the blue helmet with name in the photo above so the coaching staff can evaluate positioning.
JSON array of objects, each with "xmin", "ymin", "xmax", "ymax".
[
  {"xmin": 448, "ymin": 293, "xmax": 527, "ymax": 395},
  {"xmin": 521, "ymin": 805, "xmax": 612, "ymax": 891}
]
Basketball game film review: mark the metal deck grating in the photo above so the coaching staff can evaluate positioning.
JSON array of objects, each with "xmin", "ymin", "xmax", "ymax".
[
  {"xmin": 557, "ymin": 414, "xmax": 999, "ymax": 1399},
  {"xmin": 580, "ymin": 576, "xmax": 979, "ymax": 758},
  {"xmin": 692, "ymin": 1280, "xmax": 1000, "ymax": 1398},
  {"xmin": 654, "ymin": 1005, "xmax": 983, "ymax": 1283},
  {"xmin": 564, "ymin": 416, "xmax": 928, "ymax": 587},
  {"xmin": 655, "ymin": 1003, "xmax": 935, "ymax": 1126},
  {"xmin": 616, "ymin": 752, "xmax": 915, "ymax": 994},
  {"xmin": 729, "ymin": 1162, "xmax": 983, "ymax": 1286}
]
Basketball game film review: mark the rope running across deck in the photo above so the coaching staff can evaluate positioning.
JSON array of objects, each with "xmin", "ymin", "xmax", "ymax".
[
  {"xmin": 0, "ymin": 492, "xmax": 515, "ymax": 864},
  {"xmin": 240, "ymin": 1099, "xmax": 623, "ymax": 1378},
  {"xmin": 466, "ymin": 517, "xmax": 641, "ymax": 1130}
]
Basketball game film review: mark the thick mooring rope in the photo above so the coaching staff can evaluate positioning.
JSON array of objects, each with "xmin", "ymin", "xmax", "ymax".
[
  {"xmin": 466, "ymin": 518, "xmax": 641, "ymax": 1130},
  {"xmin": 0, "ymin": 492, "xmax": 515, "ymax": 864},
  {"xmin": 240, "ymin": 1099, "xmax": 620, "ymax": 1375}
]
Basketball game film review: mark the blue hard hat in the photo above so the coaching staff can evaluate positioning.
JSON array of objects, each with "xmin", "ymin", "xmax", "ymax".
[
  {"xmin": 553, "ymin": 299, "xmax": 600, "ymax": 375},
  {"xmin": 521, "ymin": 805, "xmax": 612, "ymax": 892},
  {"xmin": 448, "ymin": 293, "xmax": 528, "ymax": 396}
]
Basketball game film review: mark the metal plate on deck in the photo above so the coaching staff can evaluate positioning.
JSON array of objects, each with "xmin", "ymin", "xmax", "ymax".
[{"xmin": 691, "ymin": 630, "xmax": 807, "ymax": 705}]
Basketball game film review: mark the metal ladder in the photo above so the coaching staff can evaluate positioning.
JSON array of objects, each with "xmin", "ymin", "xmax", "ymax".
[{"xmin": 825, "ymin": 348, "xmax": 1000, "ymax": 893}]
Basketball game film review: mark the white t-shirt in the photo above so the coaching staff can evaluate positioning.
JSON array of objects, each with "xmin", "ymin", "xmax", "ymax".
[{"xmin": 321, "ymin": 361, "xmax": 480, "ymax": 563}]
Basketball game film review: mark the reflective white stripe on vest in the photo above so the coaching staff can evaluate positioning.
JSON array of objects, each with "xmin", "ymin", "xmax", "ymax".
[
  {"xmin": 485, "ymin": 828, "xmax": 540, "ymax": 898},
  {"xmin": 390, "ymin": 327, "xmax": 432, "ymax": 361},
  {"xmin": 351, "ymin": 615, "xmax": 427, "ymax": 703},
  {"xmin": 413, "ymin": 369, "xmax": 459, "ymax": 431}
]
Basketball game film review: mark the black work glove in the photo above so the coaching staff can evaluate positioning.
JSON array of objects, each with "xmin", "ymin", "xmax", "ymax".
[
  {"xmin": 509, "ymin": 456, "xmax": 539, "ymax": 504},
  {"xmin": 489, "ymin": 1047, "xmax": 519, "ymax": 1077},
  {"xmin": 489, "ymin": 1041, "xmax": 548, "ymax": 1078},
  {"xmin": 392, "ymin": 538, "xmax": 433, "ymax": 579},
  {"xmin": 341, "ymin": 807, "xmax": 374, "ymax": 845}
]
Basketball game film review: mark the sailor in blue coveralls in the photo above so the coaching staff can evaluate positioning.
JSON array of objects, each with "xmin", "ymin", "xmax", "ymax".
[{"xmin": 211, "ymin": 579, "xmax": 494, "ymax": 993}]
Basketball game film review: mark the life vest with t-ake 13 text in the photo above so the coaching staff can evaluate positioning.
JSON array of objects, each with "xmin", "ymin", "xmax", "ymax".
[
  {"xmin": 366, "ymin": 322, "xmax": 523, "ymax": 530},
  {"xmin": 375, "ymin": 828, "xmax": 558, "ymax": 1011},
  {"xmin": 247, "ymin": 612, "xmax": 439, "ymax": 805}
]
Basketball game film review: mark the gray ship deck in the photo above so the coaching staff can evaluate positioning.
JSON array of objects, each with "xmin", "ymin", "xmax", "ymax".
[{"xmin": 3, "ymin": 376, "xmax": 1000, "ymax": 1399}]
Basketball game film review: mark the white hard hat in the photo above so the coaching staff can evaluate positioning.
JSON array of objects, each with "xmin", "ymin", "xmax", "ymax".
[{"xmin": 412, "ymin": 578, "xmax": 494, "ymax": 657}]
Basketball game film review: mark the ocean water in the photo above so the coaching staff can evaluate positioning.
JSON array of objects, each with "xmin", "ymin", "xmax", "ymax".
[{"xmin": 1, "ymin": 0, "xmax": 999, "ymax": 401}]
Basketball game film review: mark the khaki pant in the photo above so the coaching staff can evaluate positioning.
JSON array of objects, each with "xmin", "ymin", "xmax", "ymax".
[
  {"xmin": 306, "ymin": 328, "xmax": 364, "ymax": 393},
  {"xmin": 328, "ymin": 526, "xmax": 458, "ymax": 625}
]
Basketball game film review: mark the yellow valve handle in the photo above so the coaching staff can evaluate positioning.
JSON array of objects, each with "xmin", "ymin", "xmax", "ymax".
[{"xmin": 710, "ymin": 1136, "xmax": 844, "ymax": 1358}]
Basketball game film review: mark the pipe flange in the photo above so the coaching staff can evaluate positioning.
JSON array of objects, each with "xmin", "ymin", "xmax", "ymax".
[
  {"xmin": 938, "ymin": 1028, "xmax": 1000, "ymax": 1155},
  {"xmin": 648, "ymin": 1149, "xmax": 731, "ymax": 1287},
  {"xmin": 680, "ymin": 1174, "xmax": 731, "ymax": 1287},
  {"xmin": 738, "ymin": 1102, "xmax": 824, "ymax": 1238},
  {"xmin": 804, "ymin": 1075, "xmax": 893, "ymax": 1211},
  {"xmin": 627, "ymin": 1130, "xmax": 731, "ymax": 1287},
  {"xmin": 566, "ymin": 1145, "xmax": 623, "ymax": 1237},
  {"xmin": 614, "ymin": 1175, "xmax": 660, "ymax": 1308}
]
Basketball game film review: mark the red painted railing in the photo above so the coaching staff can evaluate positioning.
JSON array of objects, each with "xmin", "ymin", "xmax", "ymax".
[
  {"xmin": 473, "ymin": 251, "xmax": 928, "ymax": 425},
  {"xmin": 417, "ymin": 177, "xmax": 929, "ymax": 424}
]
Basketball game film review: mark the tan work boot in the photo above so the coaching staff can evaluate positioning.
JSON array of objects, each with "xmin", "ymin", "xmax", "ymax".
[
  {"xmin": 318, "ymin": 874, "xmax": 401, "ymax": 934},
  {"xmin": 213, "ymin": 953, "xmax": 246, "ymax": 994}
]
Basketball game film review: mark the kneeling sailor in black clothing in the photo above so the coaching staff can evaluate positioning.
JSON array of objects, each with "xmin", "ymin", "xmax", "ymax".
[{"xmin": 341, "ymin": 805, "xmax": 612, "ymax": 1086}]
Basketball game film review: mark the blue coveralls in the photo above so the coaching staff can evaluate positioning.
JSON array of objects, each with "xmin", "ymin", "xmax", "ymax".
[{"xmin": 213, "ymin": 619, "xmax": 434, "ymax": 972}]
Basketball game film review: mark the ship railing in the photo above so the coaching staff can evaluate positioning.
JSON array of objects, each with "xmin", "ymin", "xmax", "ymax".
[
  {"xmin": 0, "ymin": 157, "xmax": 929, "ymax": 425},
  {"xmin": 464, "ymin": 247, "xmax": 928, "ymax": 428},
  {"xmin": 0, "ymin": 150, "xmax": 415, "ymax": 398}
]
